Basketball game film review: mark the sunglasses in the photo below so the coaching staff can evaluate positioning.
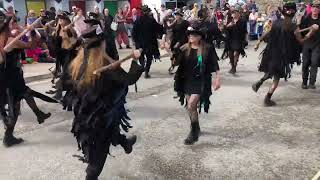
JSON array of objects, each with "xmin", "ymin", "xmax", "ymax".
[{"xmin": 312, "ymin": 5, "xmax": 320, "ymax": 8}]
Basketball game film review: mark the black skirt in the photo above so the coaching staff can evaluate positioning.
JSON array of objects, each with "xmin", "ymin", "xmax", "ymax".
[
  {"xmin": 4, "ymin": 67, "xmax": 28, "ymax": 102},
  {"xmin": 184, "ymin": 77, "xmax": 202, "ymax": 95}
]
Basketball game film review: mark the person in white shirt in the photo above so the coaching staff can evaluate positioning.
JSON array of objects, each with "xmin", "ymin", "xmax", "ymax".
[
  {"xmin": 73, "ymin": 8, "xmax": 87, "ymax": 37},
  {"xmin": 249, "ymin": 9, "xmax": 258, "ymax": 36},
  {"xmin": 159, "ymin": 4, "xmax": 167, "ymax": 25}
]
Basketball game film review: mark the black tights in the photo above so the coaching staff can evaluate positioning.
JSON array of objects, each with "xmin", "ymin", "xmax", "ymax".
[
  {"xmin": 229, "ymin": 50, "xmax": 240, "ymax": 69},
  {"xmin": 24, "ymin": 89, "xmax": 43, "ymax": 116},
  {"xmin": 186, "ymin": 94, "xmax": 200, "ymax": 123},
  {"xmin": 85, "ymin": 142, "xmax": 111, "ymax": 180}
]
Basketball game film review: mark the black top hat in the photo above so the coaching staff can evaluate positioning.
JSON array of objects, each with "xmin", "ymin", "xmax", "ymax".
[
  {"xmin": 82, "ymin": 30, "xmax": 104, "ymax": 49},
  {"xmin": 174, "ymin": 10, "xmax": 183, "ymax": 17},
  {"xmin": 84, "ymin": 19, "xmax": 101, "ymax": 26},
  {"xmin": 187, "ymin": 21, "xmax": 205, "ymax": 38},
  {"xmin": 57, "ymin": 11, "xmax": 71, "ymax": 22},
  {"xmin": 282, "ymin": 2, "xmax": 297, "ymax": 18},
  {"xmin": 88, "ymin": 12, "xmax": 99, "ymax": 19},
  {"xmin": 141, "ymin": 5, "xmax": 151, "ymax": 14}
]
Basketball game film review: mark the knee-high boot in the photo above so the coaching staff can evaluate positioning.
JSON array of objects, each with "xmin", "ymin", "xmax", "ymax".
[
  {"xmin": 24, "ymin": 90, "xmax": 51, "ymax": 124},
  {"xmin": 3, "ymin": 107, "xmax": 23, "ymax": 147},
  {"xmin": 184, "ymin": 121, "xmax": 200, "ymax": 145}
]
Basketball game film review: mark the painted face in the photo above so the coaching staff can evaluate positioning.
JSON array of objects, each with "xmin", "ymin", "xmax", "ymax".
[{"xmin": 189, "ymin": 34, "xmax": 201, "ymax": 44}]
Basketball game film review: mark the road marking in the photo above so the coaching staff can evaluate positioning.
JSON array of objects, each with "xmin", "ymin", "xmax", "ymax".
[{"xmin": 312, "ymin": 170, "xmax": 320, "ymax": 180}]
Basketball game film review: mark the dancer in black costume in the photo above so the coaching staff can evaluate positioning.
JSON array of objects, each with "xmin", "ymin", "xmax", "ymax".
[
  {"xmin": 252, "ymin": 2, "xmax": 309, "ymax": 106},
  {"xmin": 168, "ymin": 10, "xmax": 189, "ymax": 74},
  {"xmin": 0, "ymin": 11, "xmax": 55, "ymax": 147},
  {"xmin": 69, "ymin": 26, "xmax": 143, "ymax": 180},
  {"xmin": 132, "ymin": 5, "xmax": 162, "ymax": 79},
  {"xmin": 52, "ymin": 11, "xmax": 78, "ymax": 100},
  {"xmin": 174, "ymin": 24, "xmax": 221, "ymax": 145},
  {"xmin": 224, "ymin": 8, "xmax": 247, "ymax": 74}
]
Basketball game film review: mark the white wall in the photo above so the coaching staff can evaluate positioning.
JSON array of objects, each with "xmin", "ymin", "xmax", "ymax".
[
  {"xmin": 55, "ymin": 0, "xmax": 69, "ymax": 12},
  {"xmin": 45, "ymin": 0, "xmax": 55, "ymax": 10},
  {"xmin": 13, "ymin": 0, "xmax": 27, "ymax": 25},
  {"xmin": 143, "ymin": 0, "xmax": 162, "ymax": 9}
]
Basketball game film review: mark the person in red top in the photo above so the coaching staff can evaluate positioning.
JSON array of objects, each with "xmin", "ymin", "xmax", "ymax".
[
  {"xmin": 124, "ymin": 4, "xmax": 133, "ymax": 37},
  {"xmin": 215, "ymin": 8, "xmax": 224, "ymax": 22}
]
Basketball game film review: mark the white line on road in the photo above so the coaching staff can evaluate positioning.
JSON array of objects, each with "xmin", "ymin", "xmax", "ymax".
[{"xmin": 312, "ymin": 170, "xmax": 320, "ymax": 180}]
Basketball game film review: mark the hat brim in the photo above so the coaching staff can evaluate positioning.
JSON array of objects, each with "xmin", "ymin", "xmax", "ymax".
[
  {"xmin": 84, "ymin": 19, "xmax": 100, "ymax": 25},
  {"xmin": 187, "ymin": 30, "xmax": 204, "ymax": 37},
  {"xmin": 57, "ymin": 14, "xmax": 70, "ymax": 21},
  {"xmin": 174, "ymin": 12, "xmax": 183, "ymax": 16}
]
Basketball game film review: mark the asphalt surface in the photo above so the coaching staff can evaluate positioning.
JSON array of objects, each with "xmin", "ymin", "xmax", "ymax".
[{"xmin": 0, "ymin": 47, "xmax": 319, "ymax": 180}]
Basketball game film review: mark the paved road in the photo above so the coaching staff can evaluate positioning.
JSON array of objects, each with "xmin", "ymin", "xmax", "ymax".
[{"xmin": 0, "ymin": 47, "xmax": 319, "ymax": 180}]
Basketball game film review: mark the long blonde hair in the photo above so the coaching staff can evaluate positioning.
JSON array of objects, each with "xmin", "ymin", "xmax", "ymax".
[{"xmin": 70, "ymin": 45, "xmax": 110, "ymax": 88}]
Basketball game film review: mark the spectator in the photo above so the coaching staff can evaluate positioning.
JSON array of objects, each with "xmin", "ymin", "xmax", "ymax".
[
  {"xmin": 103, "ymin": 8, "xmax": 119, "ymax": 60},
  {"xmin": 242, "ymin": 4, "xmax": 250, "ymax": 22},
  {"xmin": 94, "ymin": 6, "xmax": 104, "ymax": 22},
  {"xmin": 26, "ymin": 10, "xmax": 38, "ymax": 26},
  {"xmin": 247, "ymin": 0, "xmax": 257, "ymax": 11},
  {"xmin": 73, "ymin": 9, "xmax": 87, "ymax": 37},
  {"xmin": 263, "ymin": 18, "xmax": 272, "ymax": 34},
  {"xmin": 159, "ymin": 4, "xmax": 167, "ymax": 24},
  {"xmin": 124, "ymin": 4, "xmax": 133, "ymax": 37},
  {"xmin": 256, "ymin": 13, "xmax": 265, "ymax": 38},
  {"xmin": 71, "ymin": 6, "xmax": 78, "ymax": 22},
  {"xmin": 224, "ymin": 2, "xmax": 230, "ymax": 11},
  {"xmin": 191, "ymin": 3, "xmax": 199, "ymax": 19},
  {"xmin": 249, "ymin": 8, "xmax": 258, "ymax": 37},
  {"xmin": 40, "ymin": 9, "xmax": 49, "ymax": 26},
  {"xmin": 132, "ymin": 8, "xmax": 138, "ymax": 22},
  {"xmin": 115, "ymin": 8, "xmax": 130, "ymax": 49},
  {"xmin": 48, "ymin": 7, "xmax": 56, "ymax": 21}
]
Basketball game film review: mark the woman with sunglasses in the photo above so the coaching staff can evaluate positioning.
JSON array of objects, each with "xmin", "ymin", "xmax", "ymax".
[{"xmin": 174, "ymin": 25, "xmax": 221, "ymax": 145}]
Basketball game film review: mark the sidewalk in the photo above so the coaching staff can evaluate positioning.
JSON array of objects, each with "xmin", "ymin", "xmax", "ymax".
[{"xmin": 24, "ymin": 48, "xmax": 168, "ymax": 84}]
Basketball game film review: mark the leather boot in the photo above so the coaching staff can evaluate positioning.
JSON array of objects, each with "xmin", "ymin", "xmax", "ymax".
[
  {"xmin": 301, "ymin": 79, "xmax": 308, "ymax": 89},
  {"xmin": 184, "ymin": 121, "xmax": 200, "ymax": 145},
  {"xmin": 252, "ymin": 80, "xmax": 264, "ymax": 92},
  {"xmin": 35, "ymin": 110, "xmax": 51, "ymax": 124},
  {"xmin": 3, "ymin": 125, "xmax": 23, "ymax": 147},
  {"xmin": 119, "ymin": 135, "xmax": 137, "ymax": 154},
  {"xmin": 264, "ymin": 93, "xmax": 276, "ymax": 107}
]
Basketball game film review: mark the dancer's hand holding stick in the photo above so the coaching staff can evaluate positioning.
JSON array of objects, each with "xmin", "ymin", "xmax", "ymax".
[
  {"xmin": 4, "ymin": 17, "xmax": 42, "ymax": 52},
  {"xmin": 93, "ymin": 49, "xmax": 142, "ymax": 75}
]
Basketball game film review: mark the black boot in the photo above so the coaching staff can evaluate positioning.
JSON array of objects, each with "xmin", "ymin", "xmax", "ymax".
[
  {"xmin": 119, "ymin": 135, "xmax": 137, "ymax": 154},
  {"xmin": 252, "ymin": 80, "xmax": 263, "ymax": 92},
  {"xmin": 301, "ymin": 79, "xmax": 308, "ymax": 89},
  {"xmin": 184, "ymin": 121, "xmax": 200, "ymax": 145},
  {"xmin": 264, "ymin": 92, "xmax": 276, "ymax": 107},
  {"xmin": 35, "ymin": 110, "xmax": 51, "ymax": 124},
  {"xmin": 144, "ymin": 72, "xmax": 151, "ymax": 79},
  {"xmin": 3, "ymin": 127, "xmax": 23, "ymax": 147},
  {"xmin": 309, "ymin": 80, "xmax": 316, "ymax": 89},
  {"xmin": 53, "ymin": 90, "xmax": 62, "ymax": 100}
]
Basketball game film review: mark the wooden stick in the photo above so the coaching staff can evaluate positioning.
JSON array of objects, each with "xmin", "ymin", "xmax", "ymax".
[
  {"xmin": 93, "ymin": 54, "xmax": 134, "ymax": 75},
  {"xmin": 298, "ymin": 27, "xmax": 312, "ymax": 33},
  {"xmin": 4, "ymin": 17, "xmax": 42, "ymax": 52},
  {"xmin": 93, "ymin": 49, "xmax": 142, "ymax": 75}
]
